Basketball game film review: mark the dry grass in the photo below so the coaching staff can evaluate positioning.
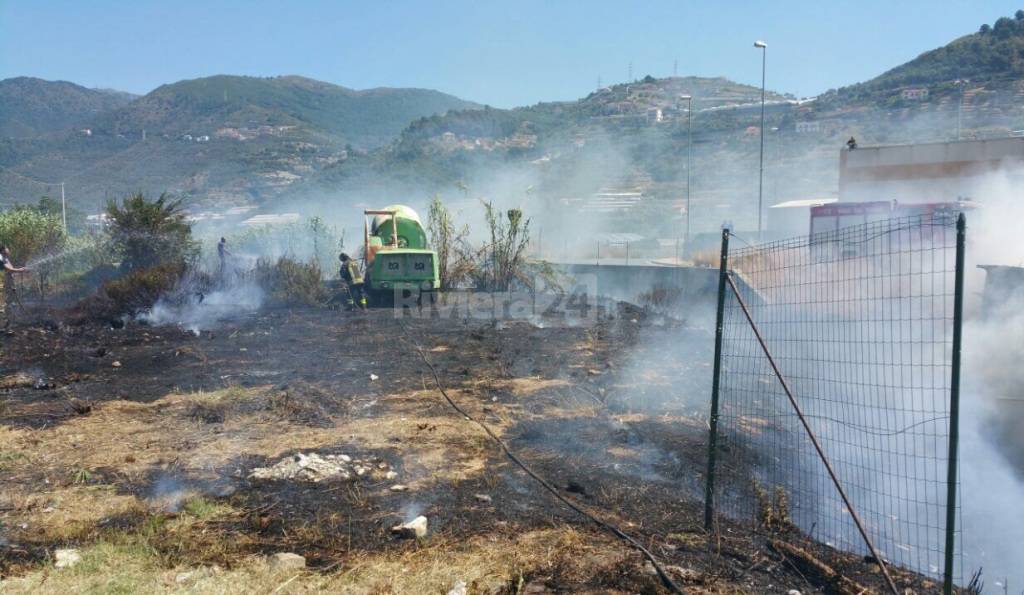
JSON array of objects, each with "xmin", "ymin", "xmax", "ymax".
[{"xmin": 0, "ymin": 526, "xmax": 633, "ymax": 595}]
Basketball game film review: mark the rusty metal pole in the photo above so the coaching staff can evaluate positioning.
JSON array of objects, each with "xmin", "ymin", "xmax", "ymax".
[
  {"xmin": 725, "ymin": 272, "xmax": 899, "ymax": 595},
  {"xmin": 704, "ymin": 228, "xmax": 729, "ymax": 530}
]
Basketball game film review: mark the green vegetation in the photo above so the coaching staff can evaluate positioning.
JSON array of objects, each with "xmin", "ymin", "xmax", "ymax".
[
  {"xmin": 106, "ymin": 192, "xmax": 196, "ymax": 271},
  {"xmin": 426, "ymin": 194, "xmax": 471, "ymax": 290},
  {"xmin": 835, "ymin": 9, "xmax": 1024, "ymax": 104},
  {"xmin": 255, "ymin": 257, "xmax": 326, "ymax": 305},
  {"xmin": 481, "ymin": 201, "xmax": 531, "ymax": 292},
  {"xmin": 101, "ymin": 261, "xmax": 187, "ymax": 315},
  {"xmin": 0, "ymin": 77, "xmax": 133, "ymax": 138},
  {"xmin": 226, "ymin": 215, "xmax": 343, "ymax": 275}
]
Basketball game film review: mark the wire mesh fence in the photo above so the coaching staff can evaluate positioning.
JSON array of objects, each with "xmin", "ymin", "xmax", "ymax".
[{"xmin": 704, "ymin": 213, "xmax": 964, "ymax": 589}]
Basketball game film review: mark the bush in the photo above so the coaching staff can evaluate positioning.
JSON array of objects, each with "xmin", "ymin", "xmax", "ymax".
[
  {"xmin": 255, "ymin": 257, "xmax": 325, "ymax": 305},
  {"xmin": 480, "ymin": 200, "xmax": 531, "ymax": 292},
  {"xmin": 106, "ymin": 192, "xmax": 196, "ymax": 271},
  {"xmin": 426, "ymin": 194, "xmax": 473, "ymax": 289},
  {"xmin": 0, "ymin": 206, "xmax": 67, "ymax": 297},
  {"xmin": 223, "ymin": 216, "xmax": 343, "ymax": 275},
  {"xmin": 102, "ymin": 262, "xmax": 187, "ymax": 316}
]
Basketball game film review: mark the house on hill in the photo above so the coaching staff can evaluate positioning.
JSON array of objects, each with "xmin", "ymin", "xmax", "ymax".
[{"xmin": 901, "ymin": 88, "xmax": 929, "ymax": 101}]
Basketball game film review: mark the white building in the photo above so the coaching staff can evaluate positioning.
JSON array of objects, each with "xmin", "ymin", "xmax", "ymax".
[{"xmin": 901, "ymin": 88, "xmax": 929, "ymax": 101}]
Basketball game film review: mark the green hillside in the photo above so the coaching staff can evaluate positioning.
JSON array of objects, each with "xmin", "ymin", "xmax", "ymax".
[
  {"xmin": 104, "ymin": 75, "xmax": 481, "ymax": 149},
  {"xmin": 0, "ymin": 77, "xmax": 135, "ymax": 138}
]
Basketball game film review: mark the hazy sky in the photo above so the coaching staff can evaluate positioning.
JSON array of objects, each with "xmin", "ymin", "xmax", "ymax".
[{"xmin": 1, "ymin": 0, "xmax": 1020, "ymax": 107}]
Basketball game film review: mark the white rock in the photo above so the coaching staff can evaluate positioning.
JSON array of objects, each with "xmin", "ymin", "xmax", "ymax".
[
  {"xmin": 389, "ymin": 484, "xmax": 409, "ymax": 492},
  {"xmin": 175, "ymin": 571, "xmax": 195, "ymax": 583},
  {"xmin": 447, "ymin": 580, "xmax": 468, "ymax": 595},
  {"xmin": 391, "ymin": 515, "xmax": 428, "ymax": 539},
  {"xmin": 787, "ymin": 591, "xmax": 802, "ymax": 595},
  {"xmin": 384, "ymin": 470, "xmax": 398, "ymax": 480},
  {"xmin": 54, "ymin": 548, "xmax": 81, "ymax": 569},
  {"xmin": 474, "ymin": 493, "xmax": 492, "ymax": 503},
  {"xmin": 268, "ymin": 552, "xmax": 306, "ymax": 570},
  {"xmin": 369, "ymin": 374, "xmax": 379, "ymax": 381},
  {"xmin": 111, "ymin": 361, "xmax": 122, "ymax": 368}
]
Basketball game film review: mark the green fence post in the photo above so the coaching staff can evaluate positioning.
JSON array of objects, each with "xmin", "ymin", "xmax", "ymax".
[
  {"xmin": 943, "ymin": 213, "xmax": 966, "ymax": 595},
  {"xmin": 704, "ymin": 228, "xmax": 730, "ymax": 530}
]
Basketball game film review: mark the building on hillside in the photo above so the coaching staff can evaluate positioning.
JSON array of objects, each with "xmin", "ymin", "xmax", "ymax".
[
  {"xmin": 838, "ymin": 137, "xmax": 1024, "ymax": 203},
  {"xmin": 795, "ymin": 121, "xmax": 821, "ymax": 134},
  {"xmin": 901, "ymin": 88, "xmax": 929, "ymax": 101}
]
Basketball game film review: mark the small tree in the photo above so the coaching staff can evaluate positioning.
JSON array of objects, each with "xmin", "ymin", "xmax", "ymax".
[
  {"xmin": 106, "ymin": 192, "xmax": 195, "ymax": 271},
  {"xmin": 980, "ymin": 23, "xmax": 991, "ymax": 33},
  {"xmin": 0, "ymin": 206, "xmax": 66, "ymax": 296},
  {"xmin": 427, "ymin": 194, "xmax": 472, "ymax": 290},
  {"xmin": 1015, "ymin": 9, "xmax": 1024, "ymax": 21},
  {"xmin": 481, "ymin": 200, "xmax": 531, "ymax": 292}
]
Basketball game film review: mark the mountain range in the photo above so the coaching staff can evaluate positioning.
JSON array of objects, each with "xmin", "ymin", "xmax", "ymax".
[{"xmin": 2, "ymin": 10, "xmax": 1023, "ymax": 221}]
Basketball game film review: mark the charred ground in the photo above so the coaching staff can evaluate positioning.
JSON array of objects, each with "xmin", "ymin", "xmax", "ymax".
[{"xmin": 0, "ymin": 298, "xmax": 944, "ymax": 593}]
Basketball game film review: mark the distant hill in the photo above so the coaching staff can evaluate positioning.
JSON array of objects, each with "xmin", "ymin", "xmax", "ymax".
[
  {"xmin": 103, "ymin": 75, "xmax": 481, "ymax": 149},
  {"xmin": 0, "ymin": 77, "xmax": 135, "ymax": 138},
  {"xmin": 0, "ymin": 75, "xmax": 482, "ymax": 210}
]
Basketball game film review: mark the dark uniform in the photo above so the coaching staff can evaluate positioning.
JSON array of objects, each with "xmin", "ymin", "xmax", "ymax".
[{"xmin": 339, "ymin": 254, "xmax": 367, "ymax": 310}]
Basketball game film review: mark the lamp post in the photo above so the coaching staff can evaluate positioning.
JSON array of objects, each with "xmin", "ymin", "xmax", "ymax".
[
  {"xmin": 955, "ymin": 79, "xmax": 969, "ymax": 140},
  {"xmin": 754, "ymin": 40, "xmax": 767, "ymax": 239},
  {"xmin": 680, "ymin": 94, "xmax": 693, "ymax": 248}
]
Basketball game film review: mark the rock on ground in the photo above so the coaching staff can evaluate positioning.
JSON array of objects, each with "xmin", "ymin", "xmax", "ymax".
[
  {"xmin": 54, "ymin": 548, "xmax": 81, "ymax": 569},
  {"xmin": 268, "ymin": 552, "xmax": 306, "ymax": 570},
  {"xmin": 391, "ymin": 515, "xmax": 428, "ymax": 539},
  {"xmin": 248, "ymin": 452, "xmax": 390, "ymax": 483}
]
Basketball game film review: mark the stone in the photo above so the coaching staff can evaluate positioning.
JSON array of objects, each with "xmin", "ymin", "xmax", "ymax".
[
  {"xmin": 175, "ymin": 571, "xmax": 195, "ymax": 583},
  {"xmin": 474, "ymin": 493, "xmax": 492, "ymax": 503},
  {"xmin": 391, "ymin": 515, "xmax": 428, "ymax": 538},
  {"xmin": 787, "ymin": 591, "xmax": 802, "ymax": 595},
  {"xmin": 384, "ymin": 470, "xmax": 398, "ymax": 480},
  {"xmin": 111, "ymin": 361, "xmax": 122, "ymax": 368},
  {"xmin": 447, "ymin": 580, "xmax": 468, "ymax": 595},
  {"xmin": 268, "ymin": 552, "xmax": 306, "ymax": 570},
  {"xmin": 389, "ymin": 484, "xmax": 409, "ymax": 492},
  {"xmin": 54, "ymin": 548, "xmax": 81, "ymax": 569}
]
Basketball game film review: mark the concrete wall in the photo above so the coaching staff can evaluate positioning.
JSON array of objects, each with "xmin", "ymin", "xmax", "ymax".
[
  {"xmin": 555, "ymin": 263, "xmax": 721, "ymax": 311},
  {"xmin": 839, "ymin": 137, "xmax": 1024, "ymax": 203}
]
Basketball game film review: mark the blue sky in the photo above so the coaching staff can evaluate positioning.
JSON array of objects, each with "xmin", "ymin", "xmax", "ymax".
[{"xmin": 1, "ymin": 0, "xmax": 1020, "ymax": 107}]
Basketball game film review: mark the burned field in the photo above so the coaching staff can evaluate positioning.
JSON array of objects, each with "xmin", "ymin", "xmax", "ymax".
[{"xmin": 0, "ymin": 299, "xmax": 942, "ymax": 593}]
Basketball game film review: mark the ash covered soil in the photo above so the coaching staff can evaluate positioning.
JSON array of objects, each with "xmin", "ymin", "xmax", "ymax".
[{"xmin": 0, "ymin": 298, "xmax": 943, "ymax": 593}]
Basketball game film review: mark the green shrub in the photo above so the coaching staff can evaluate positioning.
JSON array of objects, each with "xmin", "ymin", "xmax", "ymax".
[
  {"xmin": 106, "ymin": 192, "xmax": 196, "ymax": 271},
  {"xmin": 255, "ymin": 257, "xmax": 325, "ymax": 305},
  {"xmin": 102, "ymin": 262, "xmax": 187, "ymax": 315}
]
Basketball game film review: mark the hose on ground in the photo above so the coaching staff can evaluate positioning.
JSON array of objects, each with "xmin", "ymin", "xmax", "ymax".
[{"xmin": 405, "ymin": 336, "xmax": 686, "ymax": 594}]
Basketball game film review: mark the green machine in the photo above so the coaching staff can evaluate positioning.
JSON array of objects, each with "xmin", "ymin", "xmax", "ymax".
[{"xmin": 363, "ymin": 205, "xmax": 440, "ymax": 303}]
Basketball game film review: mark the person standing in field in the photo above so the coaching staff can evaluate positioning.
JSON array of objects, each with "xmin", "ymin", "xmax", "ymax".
[
  {"xmin": 338, "ymin": 252, "xmax": 367, "ymax": 311},
  {"xmin": 0, "ymin": 245, "xmax": 29, "ymax": 331}
]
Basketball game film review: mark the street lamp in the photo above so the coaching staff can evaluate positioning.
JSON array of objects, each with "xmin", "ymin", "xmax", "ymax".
[
  {"xmin": 680, "ymin": 94, "xmax": 693, "ymax": 248},
  {"xmin": 754, "ymin": 40, "xmax": 767, "ymax": 239},
  {"xmin": 955, "ymin": 79, "xmax": 969, "ymax": 140}
]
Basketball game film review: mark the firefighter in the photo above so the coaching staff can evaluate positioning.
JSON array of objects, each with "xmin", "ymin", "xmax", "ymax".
[
  {"xmin": 338, "ymin": 253, "xmax": 367, "ymax": 310},
  {"xmin": 216, "ymin": 237, "xmax": 231, "ymax": 278},
  {"xmin": 0, "ymin": 245, "xmax": 29, "ymax": 331}
]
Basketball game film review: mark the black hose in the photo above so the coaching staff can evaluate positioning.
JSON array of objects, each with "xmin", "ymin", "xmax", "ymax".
[{"xmin": 405, "ymin": 336, "xmax": 686, "ymax": 594}]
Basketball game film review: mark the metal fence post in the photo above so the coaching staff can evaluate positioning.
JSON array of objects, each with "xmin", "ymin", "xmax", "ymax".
[
  {"xmin": 943, "ymin": 213, "xmax": 966, "ymax": 595},
  {"xmin": 704, "ymin": 228, "xmax": 729, "ymax": 530}
]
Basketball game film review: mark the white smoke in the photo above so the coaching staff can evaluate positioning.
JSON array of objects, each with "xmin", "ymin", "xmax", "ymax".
[{"xmin": 957, "ymin": 170, "xmax": 1024, "ymax": 590}]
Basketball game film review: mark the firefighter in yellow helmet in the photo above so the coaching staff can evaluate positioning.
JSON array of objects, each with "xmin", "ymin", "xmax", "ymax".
[{"xmin": 338, "ymin": 253, "xmax": 367, "ymax": 311}]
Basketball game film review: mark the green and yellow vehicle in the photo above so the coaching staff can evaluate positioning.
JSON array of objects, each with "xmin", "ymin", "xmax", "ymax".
[{"xmin": 363, "ymin": 205, "xmax": 439, "ymax": 303}]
